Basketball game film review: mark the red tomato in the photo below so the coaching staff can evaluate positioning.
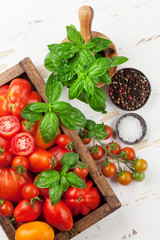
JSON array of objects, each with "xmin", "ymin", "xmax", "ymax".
[
  {"xmin": 121, "ymin": 147, "xmax": 136, "ymax": 161},
  {"xmin": 34, "ymin": 119, "xmax": 61, "ymax": 149},
  {"xmin": 48, "ymin": 145, "xmax": 73, "ymax": 170},
  {"xmin": 11, "ymin": 132, "xmax": 35, "ymax": 156},
  {"xmin": 82, "ymin": 137, "xmax": 91, "ymax": 145},
  {"xmin": 73, "ymin": 165, "xmax": 89, "ymax": 178},
  {"xmin": 28, "ymin": 148, "xmax": 57, "ymax": 173},
  {"xmin": 0, "ymin": 200, "xmax": 14, "ymax": 217},
  {"xmin": 104, "ymin": 125, "xmax": 112, "ymax": 139},
  {"xmin": 0, "ymin": 167, "xmax": 33, "ymax": 202},
  {"xmin": 106, "ymin": 142, "xmax": 121, "ymax": 155},
  {"xmin": 0, "ymin": 147, "xmax": 13, "ymax": 167},
  {"xmin": 118, "ymin": 171, "xmax": 133, "ymax": 186},
  {"xmin": 14, "ymin": 199, "xmax": 43, "ymax": 222},
  {"xmin": 11, "ymin": 156, "xmax": 29, "ymax": 170},
  {"xmin": 101, "ymin": 162, "xmax": 117, "ymax": 178},
  {"xmin": 79, "ymin": 130, "xmax": 92, "ymax": 145},
  {"xmin": 56, "ymin": 134, "xmax": 72, "ymax": 149},
  {"xmin": 43, "ymin": 198, "xmax": 73, "ymax": 231},
  {"xmin": 20, "ymin": 120, "xmax": 36, "ymax": 136},
  {"xmin": 63, "ymin": 181, "xmax": 100, "ymax": 216},
  {"xmin": 0, "ymin": 115, "xmax": 20, "ymax": 140},
  {"xmin": 0, "ymin": 136, "xmax": 11, "ymax": 149},
  {"xmin": 22, "ymin": 183, "xmax": 39, "ymax": 201},
  {"xmin": 34, "ymin": 174, "xmax": 49, "ymax": 198},
  {"xmin": 0, "ymin": 85, "xmax": 10, "ymax": 117},
  {"xmin": 90, "ymin": 145, "xmax": 105, "ymax": 160}
]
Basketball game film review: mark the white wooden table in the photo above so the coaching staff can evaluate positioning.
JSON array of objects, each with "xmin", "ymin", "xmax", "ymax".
[{"xmin": 0, "ymin": 0, "xmax": 160, "ymax": 239}]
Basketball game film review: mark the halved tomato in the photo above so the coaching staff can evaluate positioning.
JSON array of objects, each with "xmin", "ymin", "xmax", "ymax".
[{"xmin": 0, "ymin": 115, "xmax": 20, "ymax": 140}]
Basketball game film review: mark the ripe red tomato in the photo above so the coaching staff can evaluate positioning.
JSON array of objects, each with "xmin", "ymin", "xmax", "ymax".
[
  {"xmin": 118, "ymin": 171, "xmax": 133, "ymax": 186},
  {"xmin": 0, "ymin": 200, "xmax": 14, "ymax": 217},
  {"xmin": 14, "ymin": 199, "xmax": 43, "ymax": 222},
  {"xmin": 0, "ymin": 167, "xmax": 33, "ymax": 202},
  {"xmin": 22, "ymin": 183, "xmax": 39, "ymax": 201},
  {"xmin": 0, "ymin": 136, "xmax": 11, "ymax": 150},
  {"xmin": 101, "ymin": 162, "xmax": 117, "ymax": 178},
  {"xmin": 63, "ymin": 181, "xmax": 100, "ymax": 216},
  {"xmin": 28, "ymin": 148, "xmax": 57, "ymax": 173},
  {"xmin": 121, "ymin": 147, "xmax": 136, "ymax": 161},
  {"xmin": 104, "ymin": 125, "xmax": 112, "ymax": 139},
  {"xmin": 11, "ymin": 132, "xmax": 35, "ymax": 156},
  {"xmin": 48, "ymin": 145, "xmax": 73, "ymax": 170},
  {"xmin": 34, "ymin": 119, "xmax": 61, "ymax": 149},
  {"xmin": 11, "ymin": 156, "xmax": 29, "ymax": 170},
  {"xmin": 73, "ymin": 165, "xmax": 89, "ymax": 178},
  {"xmin": 79, "ymin": 130, "xmax": 92, "ymax": 145},
  {"xmin": 0, "ymin": 115, "xmax": 20, "ymax": 140},
  {"xmin": 0, "ymin": 147, "xmax": 13, "ymax": 167},
  {"xmin": 90, "ymin": 145, "xmax": 105, "ymax": 160},
  {"xmin": 20, "ymin": 120, "xmax": 36, "ymax": 136},
  {"xmin": 34, "ymin": 174, "xmax": 49, "ymax": 198},
  {"xmin": 106, "ymin": 142, "xmax": 121, "ymax": 155},
  {"xmin": 82, "ymin": 137, "xmax": 92, "ymax": 145},
  {"xmin": 56, "ymin": 134, "xmax": 71, "ymax": 149},
  {"xmin": 0, "ymin": 85, "xmax": 10, "ymax": 117},
  {"xmin": 43, "ymin": 198, "xmax": 73, "ymax": 231}
]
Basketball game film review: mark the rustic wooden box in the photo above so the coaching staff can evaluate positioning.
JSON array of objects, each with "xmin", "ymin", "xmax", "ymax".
[{"xmin": 0, "ymin": 58, "xmax": 121, "ymax": 240}]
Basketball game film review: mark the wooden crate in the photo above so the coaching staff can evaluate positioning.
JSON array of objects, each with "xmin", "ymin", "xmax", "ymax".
[{"xmin": 0, "ymin": 58, "xmax": 121, "ymax": 240}]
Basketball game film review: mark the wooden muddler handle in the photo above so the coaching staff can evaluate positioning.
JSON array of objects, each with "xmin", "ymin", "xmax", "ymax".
[{"xmin": 78, "ymin": 6, "xmax": 94, "ymax": 43}]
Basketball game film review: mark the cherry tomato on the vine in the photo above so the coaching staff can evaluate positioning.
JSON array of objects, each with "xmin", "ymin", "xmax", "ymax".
[
  {"xmin": 90, "ymin": 145, "xmax": 105, "ymax": 160},
  {"xmin": 132, "ymin": 171, "xmax": 145, "ymax": 182},
  {"xmin": 104, "ymin": 125, "xmax": 112, "ymax": 139},
  {"xmin": 0, "ymin": 115, "xmax": 20, "ymax": 140},
  {"xmin": 0, "ymin": 200, "xmax": 14, "ymax": 217},
  {"xmin": 121, "ymin": 147, "xmax": 135, "ymax": 161},
  {"xmin": 101, "ymin": 162, "xmax": 117, "ymax": 178},
  {"xmin": 118, "ymin": 171, "xmax": 133, "ymax": 186},
  {"xmin": 73, "ymin": 165, "xmax": 89, "ymax": 178},
  {"xmin": 22, "ymin": 183, "xmax": 39, "ymax": 201},
  {"xmin": 0, "ymin": 147, "xmax": 13, "ymax": 167},
  {"xmin": 21, "ymin": 120, "xmax": 36, "ymax": 136},
  {"xmin": 57, "ymin": 134, "xmax": 72, "ymax": 149},
  {"xmin": 107, "ymin": 142, "xmax": 121, "ymax": 156},
  {"xmin": 79, "ymin": 130, "xmax": 92, "ymax": 145},
  {"xmin": 135, "ymin": 159, "xmax": 148, "ymax": 172}
]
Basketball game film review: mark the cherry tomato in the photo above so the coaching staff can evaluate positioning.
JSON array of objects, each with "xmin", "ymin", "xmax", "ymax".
[
  {"xmin": 101, "ymin": 162, "xmax": 117, "ymax": 178},
  {"xmin": 22, "ymin": 183, "xmax": 39, "ymax": 201},
  {"xmin": 118, "ymin": 171, "xmax": 133, "ymax": 186},
  {"xmin": 0, "ymin": 136, "xmax": 11, "ymax": 149},
  {"xmin": 11, "ymin": 156, "xmax": 29, "ymax": 170},
  {"xmin": 90, "ymin": 145, "xmax": 105, "ymax": 160},
  {"xmin": 57, "ymin": 134, "xmax": 71, "ymax": 149},
  {"xmin": 0, "ymin": 147, "xmax": 13, "ymax": 167},
  {"xmin": 121, "ymin": 147, "xmax": 135, "ymax": 161},
  {"xmin": 79, "ymin": 130, "xmax": 92, "ymax": 145},
  {"xmin": 15, "ymin": 221, "xmax": 55, "ymax": 240},
  {"xmin": 82, "ymin": 137, "xmax": 92, "ymax": 145},
  {"xmin": 73, "ymin": 165, "xmax": 89, "ymax": 178},
  {"xmin": 0, "ymin": 200, "xmax": 14, "ymax": 217},
  {"xmin": 28, "ymin": 148, "xmax": 57, "ymax": 173},
  {"xmin": 0, "ymin": 115, "xmax": 20, "ymax": 140},
  {"xmin": 11, "ymin": 132, "xmax": 35, "ymax": 156},
  {"xmin": 14, "ymin": 199, "xmax": 43, "ymax": 222},
  {"xmin": 34, "ymin": 119, "xmax": 61, "ymax": 149},
  {"xmin": 0, "ymin": 168, "xmax": 33, "ymax": 202},
  {"xmin": 104, "ymin": 125, "xmax": 112, "ymax": 139},
  {"xmin": 106, "ymin": 142, "xmax": 121, "ymax": 155},
  {"xmin": 21, "ymin": 120, "xmax": 36, "ymax": 136},
  {"xmin": 135, "ymin": 159, "xmax": 148, "ymax": 172},
  {"xmin": 132, "ymin": 171, "xmax": 145, "ymax": 182},
  {"xmin": 34, "ymin": 174, "xmax": 49, "ymax": 198}
]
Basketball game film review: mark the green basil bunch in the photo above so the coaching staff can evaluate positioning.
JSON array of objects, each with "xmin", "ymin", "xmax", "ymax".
[
  {"xmin": 83, "ymin": 119, "xmax": 108, "ymax": 140},
  {"xmin": 45, "ymin": 24, "xmax": 128, "ymax": 113},
  {"xmin": 34, "ymin": 152, "xmax": 86, "ymax": 205},
  {"xmin": 21, "ymin": 74, "xmax": 86, "ymax": 144}
]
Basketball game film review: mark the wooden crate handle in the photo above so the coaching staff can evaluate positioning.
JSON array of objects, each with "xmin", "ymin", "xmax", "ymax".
[{"xmin": 78, "ymin": 6, "xmax": 94, "ymax": 42}]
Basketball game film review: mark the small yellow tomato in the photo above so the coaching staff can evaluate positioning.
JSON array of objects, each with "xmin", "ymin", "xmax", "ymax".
[{"xmin": 15, "ymin": 221, "xmax": 54, "ymax": 240}]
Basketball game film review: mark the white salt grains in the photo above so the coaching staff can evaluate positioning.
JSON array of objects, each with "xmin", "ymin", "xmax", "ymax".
[{"xmin": 117, "ymin": 116, "xmax": 143, "ymax": 143}]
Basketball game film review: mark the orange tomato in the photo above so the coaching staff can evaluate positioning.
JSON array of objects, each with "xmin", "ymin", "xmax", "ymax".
[
  {"xmin": 34, "ymin": 119, "xmax": 61, "ymax": 149},
  {"xmin": 15, "ymin": 221, "xmax": 54, "ymax": 240}
]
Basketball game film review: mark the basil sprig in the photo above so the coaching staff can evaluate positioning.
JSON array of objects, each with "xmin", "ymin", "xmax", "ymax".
[
  {"xmin": 21, "ymin": 73, "xmax": 86, "ymax": 143},
  {"xmin": 84, "ymin": 119, "xmax": 108, "ymax": 140},
  {"xmin": 34, "ymin": 152, "xmax": 87, "ymax": 205},
  {"xmin": 44, "ymin": 24, "xmax": 128, "ymax": 113}
]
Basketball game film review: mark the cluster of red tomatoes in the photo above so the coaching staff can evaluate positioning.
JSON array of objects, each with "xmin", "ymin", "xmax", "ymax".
[{"xmin": 80, "ymin": 125, "xmax": 148, "ymax": 186}]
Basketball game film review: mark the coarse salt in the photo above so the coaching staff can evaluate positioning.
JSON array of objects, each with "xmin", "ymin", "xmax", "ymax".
[{"xmin": 117, "ymin": 116, "xmax": 143, "ymax": 143}]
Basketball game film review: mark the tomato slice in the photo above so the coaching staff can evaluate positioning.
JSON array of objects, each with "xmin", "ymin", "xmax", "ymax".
[
  {"xmin": 0, "ymin": 116, "xmax": 20, "ymax": 140},
  {"xmin": 11, "ymin": 133, "xmax": 35, "ymax": 156}
]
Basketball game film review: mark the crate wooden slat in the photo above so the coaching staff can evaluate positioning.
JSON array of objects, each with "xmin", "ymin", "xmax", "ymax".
[{"xmin": 0, "ymin": 58, "xmax": 121, "ymax": 240}]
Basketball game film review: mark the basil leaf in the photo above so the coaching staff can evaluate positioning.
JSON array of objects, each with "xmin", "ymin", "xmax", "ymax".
[
  {"xmin": 75, "ymin": 49, "xmax": 95, "ymax": 67},
  {"xmin": 59, "ymin": 107, "xmax": 86, "ymax": 130},
  {"xmin": 53, "ymin": 101, "xmax": 72, "ymax": 113},
  {"xmin": 34, "ymin": 170, "xmax": 60, "ymax": 188},
  {"xmin": 60, "ymin": 176, "xmax": 69, "ymax": 192},
  {"xmin": 57, "ymin": 65, "xmax": 76, "ymax": 82},
  {"xmin": 100, "ymin": 71, "xmax": 111, "ymax": 84},
  {"xmin": 21, "ymin": 107, "xmax": 42, "ymax": 122},
  {"xmin": 74, "ymin": 64, "xmax": 85, "ymax": 76},
  {"xmin": 25, "ymin": 103, "xmax": 48, "ymax": 113},
  {"xmin": 66, "ymin": 25, "xmax": 83, "ymax": 45},
  {"xmin": 40, "ymin": 112, "xmax": 59, "ymax": 143},
  {"xmin": 85, "ymin": 119, "xmax": 96, "ymax": 131},
  {"xmin": 49, "ymin": 183, "xmax": 63, "ymax": 205},
  {"xmin": 69, "ymin": 77, "xmax": 84, "ymax": 99},
  {"xmin": 90, "ymin": 77, "xmax": 99, "ymax": 85},
  {"xmin": 48, "ymin": 44, "xmax": 59, "ymax": 51},
  {"xmin": 90, "ymin": 37, "xmax": 112, "ymax": 53},
  {"xmin": 54, "ymin": 42, "xmax": 78, "ymax": 59},
  {"xmin": 44, "ymin": 51, "xmax": 61, "ymax": 71},
  {"xmin": 77, "ymin": 90, "xmax": 88, "ymax": 104},
  {"xmin": 88, "ymin": 58, "xmax": 112, "ymax": 78},
  {"xmin": 95, "ymin": 124, "xmax": 108, "ymax": 140},
  {"xmin": 83, "ymin": 77, "xmax": 94, "ymax": 95},
  {"xmin": 45, "ymin": 73, "xmax": 63, "ymax": 103},
  {"xmin": 61, "ymin": 152, "xmax": 79, "ymax": 169},
  {"xmin": 83, "ymin": 40, "xmax": 95, "ymax": 49},
  {"xmin": 109, "ymin": 56, "xmax": 128, "ymax": 68},
  {"xmin": 86, "ymin": 87, "xmax": 107, "ymax": 113},
  {"xmin": 86, "ymin": 131, "xmax": 95, "ymax": 138},
  {"xmin": 66, "ymin": 172, "xmax": 87, "ymax": 188}
]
